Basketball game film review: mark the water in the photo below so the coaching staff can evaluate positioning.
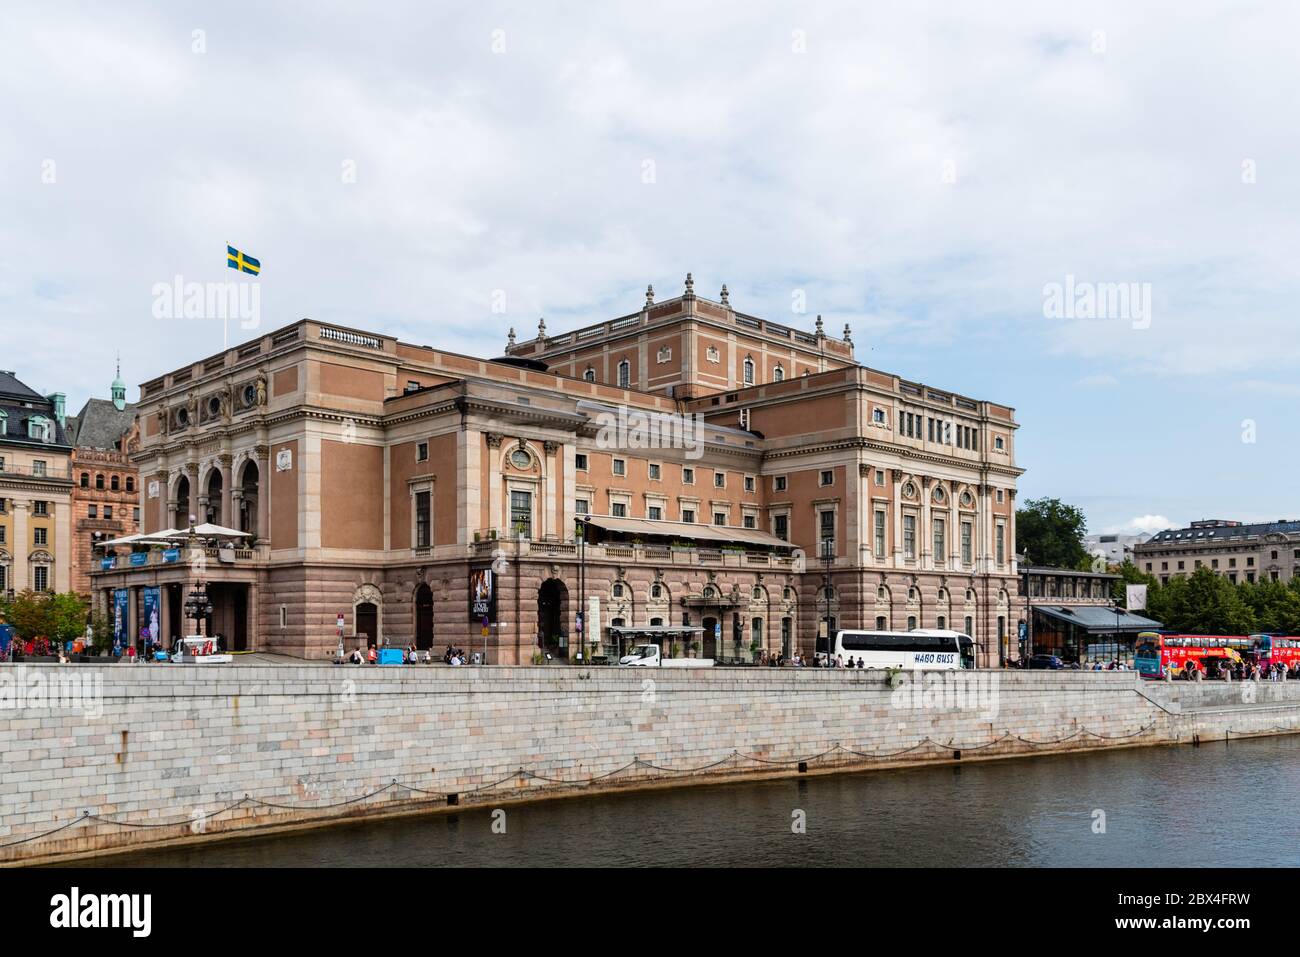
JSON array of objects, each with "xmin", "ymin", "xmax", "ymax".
[{"xmin": 89, "ymin": 736, "xmax": 1300, "ymax": 867}]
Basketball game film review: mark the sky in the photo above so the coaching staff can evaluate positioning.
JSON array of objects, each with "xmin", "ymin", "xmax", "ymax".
[{"xmin": 2, "ymin": 1, "xmax": 1297, "ymax": 538}]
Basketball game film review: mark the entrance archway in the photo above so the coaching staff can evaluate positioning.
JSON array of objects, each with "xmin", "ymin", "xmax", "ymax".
[
  {"xmin": 356, "ymin": 602, "xmax": 378, "ymax": 645},
  {"xmin": 537, "ymin": 579, "xmax": 568, "ymax": 657},
  {"xmin": 414, "ymin": 584, "xmax": 433, "ymax": 650}
]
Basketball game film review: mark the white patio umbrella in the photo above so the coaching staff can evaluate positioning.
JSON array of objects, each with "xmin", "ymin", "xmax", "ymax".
[{"xmin": 187, "ymin": 523, "xmax": 252, "ymax": 539}]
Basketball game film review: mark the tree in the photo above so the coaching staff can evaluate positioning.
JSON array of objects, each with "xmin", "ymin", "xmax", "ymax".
[
  {"xmin": 1156, "ymin": 567, "xmax": 1256, "ymax": 635},
  {"xmin": 1240, "ymin": 579, "xmax": 1300, "ymax": 634},
  {"xmin": 47, "ymin": 592, "xmax": 89, "ymax": 643},
  {"xmin": 1015, "ymin": 497, "xmax": 1090, "ymax": 569},
  {"xmin": 6, "ymin": 590, "xmax": 53, "ymax": 640}
]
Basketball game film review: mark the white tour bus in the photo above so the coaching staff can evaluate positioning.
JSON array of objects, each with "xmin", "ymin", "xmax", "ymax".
[{"xmin": 830, "ymin": 628, "xmax": 970, "ymax": 670}]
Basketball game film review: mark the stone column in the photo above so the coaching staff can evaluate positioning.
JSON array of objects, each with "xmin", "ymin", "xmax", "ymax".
[
  {"xmin": 12, "ymin": 502, "xmax": 28, "ymax": 591},
  {"xmin": 254, "ymin": 446, "xmax": 270, "ymax": 544},
  {"xmin": 127, "ymin": 585, "xmax": 140, "ymax": 653},
  {"xmin": 219, "ymin": 454, "xmax": 233, "ymax": 528},
  {"xmin": 155, "ymin": 469, "xmax": 170, "ymax": 533},
  {"xmin": 920, "ymin": 476, "xmax": 932, "ymax": 570},
  {"xmin": 891, "ymin": 470, "xmax": 903, "ymax": 568}
]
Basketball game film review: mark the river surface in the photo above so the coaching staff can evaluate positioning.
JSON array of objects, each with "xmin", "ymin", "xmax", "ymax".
[{"xmin": 87, "ymin": 736, "xmax": 1300, "ymax": 867}]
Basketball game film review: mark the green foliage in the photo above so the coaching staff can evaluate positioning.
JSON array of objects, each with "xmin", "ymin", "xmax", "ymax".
[
  {"xmin": 88, "ymin": 610, "xmax": 114, "ymax": 654},
  {"xmin": 4, "ymin": 590, "xmax": 89, "ymax": 641},
  {"xmin": 1015, "ymin": 497, "xmax": 1090, "ymax": 569},
  {"xmin": 1149, "ymin": 567, "xmax": 1256, "ymax": 635},
  {"xmin": 1240, "ymin": 578, "xmax": 1300, "ymax": 634}
]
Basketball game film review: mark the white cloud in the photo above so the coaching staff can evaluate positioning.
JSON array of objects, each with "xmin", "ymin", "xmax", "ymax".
[{"xmin": 1107, "ymin": 515, "xmax": 1174, "ymax": 535}]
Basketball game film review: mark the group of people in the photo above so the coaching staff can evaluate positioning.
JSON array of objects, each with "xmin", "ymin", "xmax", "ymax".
[{"xmin": 337, "ymin": 643, "xmax": 481, "ymax": 666}]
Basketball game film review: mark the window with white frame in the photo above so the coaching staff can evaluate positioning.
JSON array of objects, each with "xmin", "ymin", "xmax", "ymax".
[
  {"xmin": 961, "ymin": 520, "xmax": 973, "ymax": 565},
  {"xmin": 682, "ymin": 507, "xmax": 696, "ymax": 523},
  {"xmin": 413, "ymin": 489, "xmax": 431, "ymax": 548},
  {"xmin": 648, "ymin": 504, "xmax": 662, "ymax": 521},
  {"xmin": 773, "ymin": 364, "xmax": 784, "ymax": 382},
  {"xmin": 649, "ymin": 463, "xmax": 661, "ymax": 480},
  {"xmin": 874, "ymin": 509, "xmax": 886, "ymax": 556},
  {"xmin": 743, "ymin": 356, "xmax": 755, "ymax": 385},
  {"xmin": 583, "ymin": 367, "xmax": 595, "ymax": 382},
  {"xmin": 744, "ymin": 475, "xmax": 755, "ymax": 492},
  {"xmin": 416, "ymin": 441, "xmax": 428, "ymax": 462},
  {"xmin": 872, "ymin": 407, "xmax": 885, "ymax": 425},
  {"xmin": 612, "ymin": 458, "xmax": 626, "ymax": 477},
  {"xmin": 819, "ymin": 469, "xmax": 833, "ymax": 486},
  {"xmin": 996, "ymin": 523, "xmax": 1006, "ymax": 566},
  {"xmin": 33, "ymin": 566, "xmax": 48, "ymax": 591},
  {"xmin": 774, "ymin": 475, "xmax": 786, "ymax": 492},
  {"xmin": 575, "ymin": 453, "xmax": 588, "ymax": 470},
  {"xmin": 682, "ymin": 467, "xmax": 694, "ymax": 484},
  {"xmin": 617, "ymin": 360, "xmax": 630, "ymax": 388},
  {"xmin": 612, "ymin": 501, "xmax": 627, "ymax": 517},
  {"xmin": 714, "ymin": 471, "xmax": 725, "ymax": 488},
  {"xmin": 575, "ymin": 497, "xmax": 589, "ymax": 516},
  {"xmin": 903, "ymin": 515, "xmax": 916, "ymax": 560},
  {"xmin": 773, "ymin": 512, "xmax": 789, "ymax": 541},
  {"xmin": 933, "ymin": 517, "xmax": 946, "ymax": 563}
]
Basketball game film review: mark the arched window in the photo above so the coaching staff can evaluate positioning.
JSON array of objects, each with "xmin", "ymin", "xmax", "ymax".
[
  {"xmin": 126, "ymin": 477, "xmax": 134, "ymax": 493},
  {"xmin": 583, "ymin": 366, "xmax": 595, "ymax": 382},
  {"xmin": 651, "ymin": 583, "xmax": 663, "ymax": 599},
  {"xmin": 743, "ymin": 356, "xmax": 755, "ymax": 386},
  {"xmin": 80, "ymin": 473, "xmax": 90, "ymax": 488},
  {"xmin": 95, "ymin": 474, "xmax": 104, "ymax": 490},
  {"xmin": 773, "ymin": 364, "xmax": 784, "ymax": 382},
  {"xmin": 617, "ymin": 360, "xmax": 630, "ymax": 388},
  {"xmin": 612, "ymin": 582, "xmax": 625, "ymax": 598},
  {"xmin": 110, "ymin": 475, "xmax": 120, "ymax": 491},
  {"xmin": 650, "ymin": 617, "xmax": 663, "ymax": 627},
  {"xmin": 907, "ymin": 615, "xmax": 917, "ymax": 630}
]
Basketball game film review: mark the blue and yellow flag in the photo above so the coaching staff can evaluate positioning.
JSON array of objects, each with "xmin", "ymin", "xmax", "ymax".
[{"xmin": 227, "ymin": 245, "xmax": 261, "ymax": 276}]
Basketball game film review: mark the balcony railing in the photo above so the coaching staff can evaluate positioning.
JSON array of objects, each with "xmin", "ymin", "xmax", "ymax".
[
  {"xmin": 472, "ymin": 534, "xmax": 796, "ymax": 569},
  {"xmin": 93, "ymin": 544, "xmax": 265, "ymax": 573},
  {"xmin": 0, "ymin": 462, "xmax": 74, "ymax": 479}
]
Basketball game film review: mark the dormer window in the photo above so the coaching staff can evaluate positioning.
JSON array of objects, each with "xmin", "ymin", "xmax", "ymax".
[{"xmin": 27, "ymin": 415, "xmax": 52, "ymax": 442}]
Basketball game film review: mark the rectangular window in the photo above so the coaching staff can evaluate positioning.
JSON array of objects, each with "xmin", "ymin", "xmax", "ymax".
[
  {"xmin": 406, "ymin": 380, "xmax": 420, "ymax": 393},
  {"xmin": 996, "ymin": 524, "xmax": 1005, "ymax": 565},
  {"xmin": 774, "ymin": 476, "xmax": 787, "ymax": 492},
  {"xmin": 648, "ymin": 505, "xmax": 662, "ymax": 521},
  {"xmin": 714, "ymin": 471, "xmax": 726, "ymax": 488},
  {"xmin": 682, "ymin": 467, "xmax": 694, "ymax": 485},
  {"xmin": 743, "ymin": 514, "xmax": 756, "ymax": 529},
  {"xmin": 104, "ymin": 506, "xmax": 112, "ymax": 520},
  {"xmin": 961, "ymin": 521, "xmax": 973, "ymax": 565},
  {"xmin": 575, "ymin": 498, "xmax": 589, "ymax": 517},
  {"xmin": 874, "ymin": 510, "xmax": 886, "ymax": 556},
  {"xmin": 612, "ymin": 501, "xmax": 627, "ymax": 518},
  {"xmin": 875, "ymin": 469, "xmax": 884, "ymax": 487},
  {"xmin": 682, "ymin": 508, "xmax": 696, "ymax": 524},
  {"xmin": 819, "ymin": 510, "xmax": 835, "ymax": 544},
  {"xmin": 649, "ymin": 463, "xmax": 661, "ymax": 480},
  {"xmin": 933, "ymin": 517, "xmax": 946, "ymax": 562},
  {"xmin": 903, "ymin": 515, "xmax": 915, "ymax": 560},
  {"xmin": 575, "ymin": 453, "xmax": 589, "ymax": 470},
  {"xmin": 33, "ymin": 566, "xmax": 48, "ymax": 591},
  {"xmin": 819, "ymin": 470, "xmax": 833, "ymax": 486},
  {"xmin": 713, "ymin": 512, "xmax": 727, "ymax": 526},
  {"xmin": 133, "ymin": 507, "xmax": 140, "ymax": 522},
  {"xmin": 88, "ymin": 505, "xmax": 98, "ymax": 518},
  {"xmin": 774, "ymin": 514, "xmax": 789, "ymax": 541},
  {"xmin": 416, "ymin": 441, "xmax": 428, "ymax": 462},
  {"xmin": 34, "ymin": 527, "xmax": 48, "ymax": 546},
  {"xmin": 510, "ymin": 490, "xmax": 532, "ymax": 537},
  {"xmin": 32, "ymin": 461, "xmax": 46, "ymax": 477},
  {"xmin": 34, "ymin": 500, "xmax": 48, "ymax": 516},
  {"xmin": 612, "ymin": 458, "xmax": 626, "ymax": 477},
  {"xmin": 414, "ymin": 491, "xmax": 431, "ymax": 547},
  {"xmin": 744, "ymin": 475, "xmax": 755, "ymax": 492}
]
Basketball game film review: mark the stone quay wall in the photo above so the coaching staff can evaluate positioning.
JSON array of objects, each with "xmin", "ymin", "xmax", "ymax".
[{"xmin": 1, "ymin": 665, "xmax": 1297, "ymax": 864}]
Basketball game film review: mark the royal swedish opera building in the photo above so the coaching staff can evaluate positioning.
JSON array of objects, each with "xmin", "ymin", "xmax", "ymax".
[{"xmin": 92, "ymin": 276, "xmax": 1022, "ymax": 665}]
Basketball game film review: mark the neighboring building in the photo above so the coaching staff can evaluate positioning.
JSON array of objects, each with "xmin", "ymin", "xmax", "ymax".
[
  {"xmin": 0, "ymin": 370, "xmax": 74, "ymax": 596},
  {"xmin": 1084, "ymin": 532, "xmax": 1150, "ymax": 568},
  {"xmin": 92, "ymin": 278, "xmax": 1023, "ymax": 663},
  {"xmin": 66, "ymin": 362, "xmax": 140, "ymax": 597},
  {"xmin": 1017, "ymin": 565, "xmax": 1161, "ymax": 665},
  {"xmin": 1134, "ymin": 518, "xmax": 1300, "ymax": 586}
]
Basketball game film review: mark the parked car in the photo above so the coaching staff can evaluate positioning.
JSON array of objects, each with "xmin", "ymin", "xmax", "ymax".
[{"xmin": 1027, "ymin": 653, "xmax": 1064, "ymax": 670}]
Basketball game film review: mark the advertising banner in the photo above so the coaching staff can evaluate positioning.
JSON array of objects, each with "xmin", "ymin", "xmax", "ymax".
[{"xmin": 469, "ymin": 567, "xmax": 496, "ymax": 621}]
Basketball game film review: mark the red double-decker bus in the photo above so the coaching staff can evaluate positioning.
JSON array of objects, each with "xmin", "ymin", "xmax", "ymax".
[
  {"xmin": 1134, "ymin": 632, "xmax": 1247, "ymax": 679},
  {"xmin": 1248, "ymin": 634, "xmax": 1300, "ymax": 675}
]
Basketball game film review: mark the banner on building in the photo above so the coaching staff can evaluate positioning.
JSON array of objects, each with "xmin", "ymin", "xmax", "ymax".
[
  {"xmin": 1126, "ymin": 584, "xmax": 1147, "ymax": 611},
  {"xmin": 469, "ymin": 567, "xmax": 496, "ymax": 621},
  {"xmin": 142, "ymin": 587, "xmax": 161, "ymax": 646},
  {"xmin": 113, "ymin": 589, "xmax": 129, "ymax": 653}
]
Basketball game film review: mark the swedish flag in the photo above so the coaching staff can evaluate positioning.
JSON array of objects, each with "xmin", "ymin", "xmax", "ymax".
[{"xmin": 227, "ymin": 245, "xmax": 261, "ymax": 276}]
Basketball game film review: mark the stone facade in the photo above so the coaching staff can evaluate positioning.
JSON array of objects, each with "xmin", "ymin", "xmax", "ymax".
[
  {"xmin": 1136, "ymin": 518, "xmax": 1300, "ymax": 585},
  {"xmin": 1, "ymin": 665, "xmax": 1296, "ymax": 865}
]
